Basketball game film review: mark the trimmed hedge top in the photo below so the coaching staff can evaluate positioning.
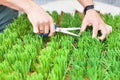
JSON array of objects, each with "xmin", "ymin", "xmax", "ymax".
[{"xmin": 0, "ymin": 11, "xmax": 120, "ymax": 80}]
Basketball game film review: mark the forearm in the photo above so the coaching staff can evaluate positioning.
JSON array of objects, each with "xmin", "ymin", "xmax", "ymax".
[
  {"xmin": 0, "ymin": 0, "xmax": 42, "ymax": 13},
  {"xmin": 78, "ymin": 0, "xmax": 94, "ymax": 7}
]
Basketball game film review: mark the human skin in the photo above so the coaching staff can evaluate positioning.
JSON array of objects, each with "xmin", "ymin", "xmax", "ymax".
[
  {"xmin": 0, "ymin": 0, "xmax": 55, "ymax": 36},
  {"xmin": 78, "ymin": 0, "xmax": 112, "ymax": 40},
  {"xmin": 0, "ymin": 0, "xmax": 112, "ymax": 40}
]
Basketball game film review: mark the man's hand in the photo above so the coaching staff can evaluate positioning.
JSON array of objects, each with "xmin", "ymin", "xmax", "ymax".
[
  {"xmin": 80, "ymin": 9, "xmax": 112, "ymax": 40},
  {"xmin": 0, "ymin": 0, "xmax": 55, "ymax": 36},
  {"xmin": 26, "ymin": 5, "xmax": 55, "ymax": 36}
]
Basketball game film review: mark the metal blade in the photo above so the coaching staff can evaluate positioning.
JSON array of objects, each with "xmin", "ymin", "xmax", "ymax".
[
  {"xmin": 60, "ymin": 31, "xmax": 80, "ymax": 37},
  {"xmin": 56, "ymin": 27, "xmax": 80, "ymax": 31}
]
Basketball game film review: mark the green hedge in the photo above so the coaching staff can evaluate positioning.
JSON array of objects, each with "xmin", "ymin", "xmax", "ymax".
[{"xmin": 0, "ymin": 11, "xmax": 120, "ymax": 80}]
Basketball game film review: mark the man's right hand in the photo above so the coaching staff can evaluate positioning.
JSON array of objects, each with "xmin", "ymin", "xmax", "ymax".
[
  {"xmin": 25, "ymin": 4, "xmax": 55, "ymax": 36},
  {"xmin": 0, "ymin": 0, "xmax": 55, "ymax": 36}
]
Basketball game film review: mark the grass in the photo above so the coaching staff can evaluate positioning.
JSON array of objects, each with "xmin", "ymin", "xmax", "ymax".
[{"xmin": 0, "ymin": 11, "xmax": 120, "ymax": 80}]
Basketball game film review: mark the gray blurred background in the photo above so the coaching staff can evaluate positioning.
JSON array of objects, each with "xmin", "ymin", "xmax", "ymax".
[
  {"xmin": 34, "ymin": 0, "xmax": 56, "ymax": 4},
  {"xmin": 95, "ymin": 0, "xmax": 120, "ymax": 7},
  {"xmin": 34, "ymin": 0, "xmax": 120, "ymax": 7}
]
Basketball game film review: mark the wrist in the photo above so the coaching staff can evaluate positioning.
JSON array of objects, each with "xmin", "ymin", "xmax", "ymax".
[
  {"xmin": 84, "ymin": 5, "xmax": 94, "ymax": 14},
  {"xmin": 86, "ymin": 9, "xmax": 97, "ymax": 14},
  {"xmin": 86, "ymin": 9, "xmax": 100, "ymax": 16}
]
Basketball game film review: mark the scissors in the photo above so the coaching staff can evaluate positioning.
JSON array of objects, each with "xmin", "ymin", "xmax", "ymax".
[{"xmin": 40, "ymin": 25, "xmax": 80, "ymax": 37}]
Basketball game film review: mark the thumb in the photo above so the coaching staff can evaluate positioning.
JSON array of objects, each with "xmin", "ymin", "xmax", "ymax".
[
  {"xmin": 49, "ymin": 21, "xmax": 55, "ymax": 36},
  {"xmin": 79, "ymin": 21, "xmax": 88, "ymax": 35}
]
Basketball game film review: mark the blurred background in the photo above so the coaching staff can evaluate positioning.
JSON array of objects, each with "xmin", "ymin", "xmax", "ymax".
[
  {"xmin": 95, "ymin": 0, "xmax": 120, "ymax": 7},
  {"xmin": 33, "ymin": 0, "xmax": 120, "ymax": 15},
  {"xmin": 34, "ymin": 0, "xmax": 56, "ymax": 4},
  {"xmin": 34, "ymin": 0, "xmax": 120, "ymax": 7}
]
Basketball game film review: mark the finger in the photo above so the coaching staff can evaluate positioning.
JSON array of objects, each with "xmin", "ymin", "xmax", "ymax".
[
  {"xmin": 98, "ymin": 32, "xmax": 107, "ymax": 41},
  {"xmin": 92, "ymin": 22, "xmax": 99, "ymax": 38},
  {"xmin": 49, "ymin": 19, "xmax": 55, "ymax": 36},
  {"xmin": 102, "ymin": 25, "xmax": 112, "ymax": 38},
  {"xmin": 33, "ymin": 23, "xmax": 39, "ymax": 34},
  {"xmin": 98, "ymin": 26, "xmax": 107, "ymax": 41},
  {"xmin": 106, "ymin": 25, "xmax": 112, "ymax": 34},
  {"xmin": 88, "ymin": 23, "xmax": 92, "ymax": 26},
  {"xmin": 39, "ymin": 23, "xmax": 44, "ymax": 34},
  {"xmin": 79, "ymin": 20, "xmax": 88, "ymax": 35},
  {"xmin": 44, "ymin": 23, "xmax": 49, "ymax": 34}
]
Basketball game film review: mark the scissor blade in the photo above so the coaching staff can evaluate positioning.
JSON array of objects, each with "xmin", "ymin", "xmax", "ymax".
[
  {"xmin": 60, "ymin": 31, "xmax": 80, "ymax": 37},
  {"xmin": 56, "ymin": 27, "xmax": 80, "ymax": 31}
]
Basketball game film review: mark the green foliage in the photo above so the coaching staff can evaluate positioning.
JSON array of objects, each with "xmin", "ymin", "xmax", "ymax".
[
  {"xmin": 51, "ymin": 11, "xmax": 60, "ymax": 24},
  {"xmin": 61, "ymin": 13, "xmax": 73, "ymax": 27},
  {"xmin": 71, "ymin": 13, "xmax": 81, "ymax": 27},
  {"xmin": 0, "ymin": 12, "xmax": 120, "ymax": 80}
]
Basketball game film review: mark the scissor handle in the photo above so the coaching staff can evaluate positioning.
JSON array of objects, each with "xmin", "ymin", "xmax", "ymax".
[{"xmin": 39, "ymin": 24, "xmax": 58, "ymax": 37}]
